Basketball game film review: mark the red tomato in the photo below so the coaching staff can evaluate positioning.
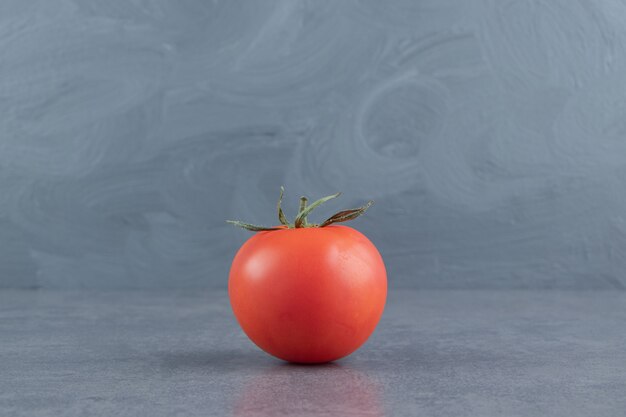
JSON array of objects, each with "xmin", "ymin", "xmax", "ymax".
[{"xmin": 228, "ymin": 225, "xmax": 387, "ymax": 363}]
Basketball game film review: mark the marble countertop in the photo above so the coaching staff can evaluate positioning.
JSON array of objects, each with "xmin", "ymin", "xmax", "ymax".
[{"xmin": 2, "ymin": 289, "xmax": 625, "ymax": 417}]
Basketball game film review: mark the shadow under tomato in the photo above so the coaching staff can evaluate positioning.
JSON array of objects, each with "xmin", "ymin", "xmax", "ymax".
[{"xmin": 231, "ymin": 361, "xmax": 385, "ymax": 417}]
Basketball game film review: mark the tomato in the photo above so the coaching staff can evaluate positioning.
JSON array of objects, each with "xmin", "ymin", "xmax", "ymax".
[
  {"xmin": 229, "ymin": 225, "xmax": 386, "ymax": 363},
  {"xmin": 227, "ymin": 189, "xmax": 386, "ymax": 363}
]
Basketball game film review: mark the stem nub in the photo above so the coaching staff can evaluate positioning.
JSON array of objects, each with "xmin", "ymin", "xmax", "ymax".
[
  {"xmin": 227, "ymin": 187, "xmax": 373, "ymax": 232},
  {"xmin": 297, "ymin": 197, "xmax": 308, "ymax": 228}
]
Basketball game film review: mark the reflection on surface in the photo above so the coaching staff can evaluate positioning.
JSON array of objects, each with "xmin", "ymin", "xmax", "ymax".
[{"xmin": 232, "ymin": 362, "xmax": 385, "ymax": 417}]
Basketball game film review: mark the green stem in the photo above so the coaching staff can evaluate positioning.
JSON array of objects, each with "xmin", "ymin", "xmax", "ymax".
[
  {"xmin": 227, "ymin": 187, "xmax": 373, "ymax": 232},
  {"xmin": 297, "ymin": 197, "xmax": 308, "ymax": 227}
]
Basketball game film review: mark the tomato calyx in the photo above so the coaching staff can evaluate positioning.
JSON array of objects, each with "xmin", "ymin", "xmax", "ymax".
[{"xmin": 227, "ymin": 187, "xmax": 373, "ymax": 232}]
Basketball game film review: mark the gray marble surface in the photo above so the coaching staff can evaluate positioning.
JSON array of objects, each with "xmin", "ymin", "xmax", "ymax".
[{"xmin": 1, "ymin": 289, "xmax": 625, "ymax": 417}]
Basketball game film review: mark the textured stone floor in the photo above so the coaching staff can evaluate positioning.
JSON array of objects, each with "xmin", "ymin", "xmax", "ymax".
[{"xmin": 1, "ymin": 289, "xmax": 625, "ymax": 416}]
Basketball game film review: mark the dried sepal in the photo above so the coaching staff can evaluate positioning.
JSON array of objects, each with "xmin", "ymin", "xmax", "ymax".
[
  {"xmin": 320, "ymin": 201, "xmax": 373, "ymax": 227},
  {"xmin": 277, "ymin": 186, "xmax": 289, "ymax": 226},
  {"xmin": 225, "ymin": 220, "xmax": 283, "ymax": 232}
]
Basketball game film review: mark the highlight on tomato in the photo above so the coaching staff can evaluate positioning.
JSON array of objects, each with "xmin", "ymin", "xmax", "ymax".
[{"xmin": 227, "ymin": 188, "xmax": 387, "ymax": 364}]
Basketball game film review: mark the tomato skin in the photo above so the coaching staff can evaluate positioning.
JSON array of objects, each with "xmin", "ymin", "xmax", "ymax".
[{"xmin": 228, "ymin": 225, "xmax": 387, "ymax": 363}]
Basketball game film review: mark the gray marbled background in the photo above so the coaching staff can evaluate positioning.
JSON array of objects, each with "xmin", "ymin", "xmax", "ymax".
[{"xmin": 1, "ymin": 0, "xmax": 626, "ymax": 289}]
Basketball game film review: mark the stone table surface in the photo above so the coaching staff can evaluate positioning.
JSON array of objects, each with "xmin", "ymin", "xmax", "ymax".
[{"xmin": 1, "ymin": 289, "xmax": 625, "ymax": 417}]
